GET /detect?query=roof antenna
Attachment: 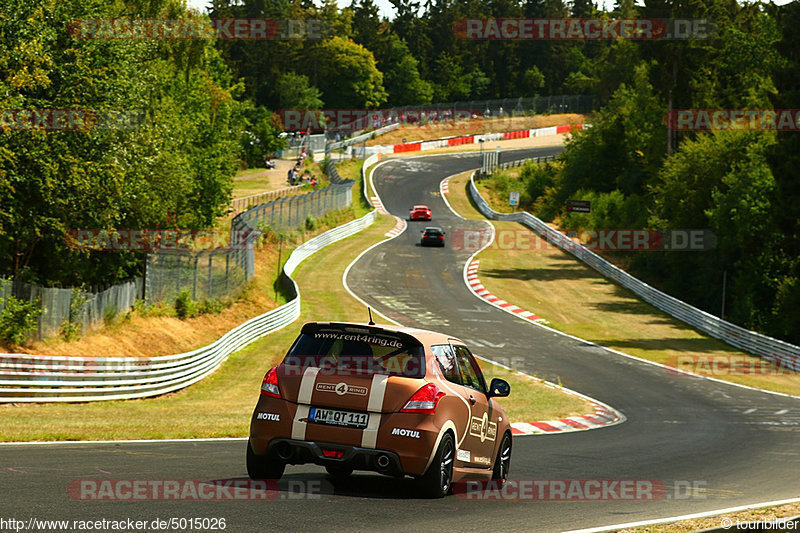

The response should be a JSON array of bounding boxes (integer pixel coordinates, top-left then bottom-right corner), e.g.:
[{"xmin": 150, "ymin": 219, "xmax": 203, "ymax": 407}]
[{"xmin": 367, "ymin": 307, "xmax": 375, "ymax": 326}]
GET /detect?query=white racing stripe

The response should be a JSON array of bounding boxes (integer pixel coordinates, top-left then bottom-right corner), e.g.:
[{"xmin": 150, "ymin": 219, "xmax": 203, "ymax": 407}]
[
  {"xmin": 291, "ymin": 367, "xmax": 320, "ymax": 441},
  {"xmin": 361, "ymin": 374, "xmax": 389, "ymax": 448}
]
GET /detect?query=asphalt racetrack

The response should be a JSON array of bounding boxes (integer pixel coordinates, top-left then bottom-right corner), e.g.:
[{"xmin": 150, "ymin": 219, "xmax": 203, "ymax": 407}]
[{"xmin": 1, "ymin": 148, "xmax": 798, "ymax": 532}]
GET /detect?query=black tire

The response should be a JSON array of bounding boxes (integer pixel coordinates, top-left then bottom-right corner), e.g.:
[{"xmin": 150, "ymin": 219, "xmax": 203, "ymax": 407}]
[
  {"xmin": 492, "ymin": 433, "xmax": 512, "ymax": 485},
  {"xmin": 246, "ymin": 440, "xmax": 285, "ymax": 480},
  {"xmin": 325, "ymin": 464, "xmax": 354, "ymax": 479},
  {"xmin": 418, "ymin": 432, "xmax": 455, "ymax": 498}
]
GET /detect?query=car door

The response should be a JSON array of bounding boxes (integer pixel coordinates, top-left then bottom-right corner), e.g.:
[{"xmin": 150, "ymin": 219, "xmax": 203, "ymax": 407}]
[{"xmin": 451, "ymin": 344, "xmax": 497, "ymax": 468}]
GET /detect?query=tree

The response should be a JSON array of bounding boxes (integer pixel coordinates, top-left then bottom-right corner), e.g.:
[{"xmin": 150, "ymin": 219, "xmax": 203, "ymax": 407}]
[
  {"xmin": 313, "ymin": 37, "xmax": 387, "ymax": 108},
  {"xmin": 275, "ymin": 72, "xmax": 324, "ymax": 110},
  {"xmin": 371, "ymin": 34, "xmax": 433, "ymax": 105},
  {"xmin": 0, "ymin": 0, "xmax": 243, "ymax": 286}
]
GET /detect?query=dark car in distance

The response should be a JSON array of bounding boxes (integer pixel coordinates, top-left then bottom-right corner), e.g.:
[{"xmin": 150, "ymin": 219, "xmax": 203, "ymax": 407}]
[{"xmin": 420, "ymin": 227, "xmax": 446, "ymax": 247}]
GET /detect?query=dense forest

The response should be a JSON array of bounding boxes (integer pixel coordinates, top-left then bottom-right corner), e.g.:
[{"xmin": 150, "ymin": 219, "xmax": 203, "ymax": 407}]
[{"xmin": 0, "ymin": 0, "xmax": 798, "ymax": 342}]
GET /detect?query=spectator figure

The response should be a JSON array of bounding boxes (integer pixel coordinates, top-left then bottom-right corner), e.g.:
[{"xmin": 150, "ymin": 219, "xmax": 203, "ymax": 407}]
[
  {"xmin": 499, "ymin": 106, "xmax": 504, "ymax": 117},
  {"xmin": 265, "ymin": 157, "xmax": 275, "ymax": 169},
  {"xmin": 310, "ymin": 176, "xmax": 317, "ymax": 187},
  {"xmin": 287, "ymin": 166, "xmax": 294, "ymax": 184}
]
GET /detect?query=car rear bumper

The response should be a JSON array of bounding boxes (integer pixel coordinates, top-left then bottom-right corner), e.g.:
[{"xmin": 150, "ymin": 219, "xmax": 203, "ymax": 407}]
[{"xmin": 264, "ymin": 438, "xmax": 406, "ymax": 477}]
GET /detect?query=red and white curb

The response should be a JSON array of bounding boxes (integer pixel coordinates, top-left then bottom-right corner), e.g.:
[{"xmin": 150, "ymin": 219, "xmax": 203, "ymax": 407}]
[
  {"xmin": 511, "ymin": 405, "xmax": 622, "ymax": 435},
  {"xmin": 466, "ymin": 260, "xmax": 542, "ymax": 322},
  {"xmin": 385, "ymin": 216, "xmax": 407, "ymax": 237},
  {"xmin": 370, "ymin": 196, "xmax": 388, "ymax": 215},
  {"xmin": 441, "ymin": 178, "xmax": 450, "ymax": 194}
]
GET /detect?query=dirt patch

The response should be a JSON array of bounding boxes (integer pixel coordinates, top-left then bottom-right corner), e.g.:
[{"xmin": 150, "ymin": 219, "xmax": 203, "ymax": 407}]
[
  {"xmin": 367, "ymin": 113, "xmax": 587, "ymax": 146},
  {"xmin": 233, "ymin": 158, "xmax": 323, "ymax": 198}
]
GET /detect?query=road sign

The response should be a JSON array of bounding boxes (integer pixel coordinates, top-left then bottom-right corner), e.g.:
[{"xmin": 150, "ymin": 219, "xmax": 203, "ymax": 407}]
[
  {"xmin": 509, "ymin": 191, "xmax": 520, "ymax": 206},
  {"xmin": 567, "ymin": 199, "xmax": 591, "ymax": 213}
]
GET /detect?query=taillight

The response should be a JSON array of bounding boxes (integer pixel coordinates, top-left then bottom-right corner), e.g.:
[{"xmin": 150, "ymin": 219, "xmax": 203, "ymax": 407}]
[
  {"xmin": 261, "ymin": 367, "xmax": 281, "ymax": 398},
  {"xmin": 400, "ymin": 383, "xmax": 445, "ymax": 414}
]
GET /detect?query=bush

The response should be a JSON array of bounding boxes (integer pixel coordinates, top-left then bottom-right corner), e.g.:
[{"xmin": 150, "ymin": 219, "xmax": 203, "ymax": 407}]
[
  {"xmin": 132, "ymin": 299, "xmax": 175, "ymax": 318},
  {"xmin": 60, "ymin": 288, "xmax": 87, "ymax": 341},
  {"xmin": 103, "ymin": 306, "xmax": 119, "ymax": 325},
  {"xmin": 198, "ymin": 298, "xmax": 226, "ymax": 315},
  {"xmin": 174, "ymin": 290, "xmax": 197, "ymax": 319},
  {"xmin": 522, "ymin": 162, "xmax": 554, "ymax": 205},
  {"xmin": 305, "ymin": 215, "xmax": 318, "ymax": 231},
  {"xmin": 0, "ymin": 296, "xmax": 42, "ymax": 345}
]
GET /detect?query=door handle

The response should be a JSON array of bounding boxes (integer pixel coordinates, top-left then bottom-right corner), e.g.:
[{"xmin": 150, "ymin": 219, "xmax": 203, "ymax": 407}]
[{"xmin": 469, "ymin": 395, "xmax": 476, "ymax": 405}]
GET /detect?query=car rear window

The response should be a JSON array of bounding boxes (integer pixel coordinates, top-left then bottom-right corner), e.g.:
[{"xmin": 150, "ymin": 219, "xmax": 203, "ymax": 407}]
[{"xmin": 283, "ymin": 326, "xmax": 426, "ymax": 378}]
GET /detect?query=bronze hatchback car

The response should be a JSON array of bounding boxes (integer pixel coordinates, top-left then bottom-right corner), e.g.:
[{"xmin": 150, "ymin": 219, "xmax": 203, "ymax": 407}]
[{"xmin": 247, "ymin": 321, "xmax": 512, "ymax": 498}]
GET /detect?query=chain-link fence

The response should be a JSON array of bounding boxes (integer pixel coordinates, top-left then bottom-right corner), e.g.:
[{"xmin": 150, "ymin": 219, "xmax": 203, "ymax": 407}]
[
  {"xmin": 233, "ymin": 183, "xmax": 353, "ymax": 233},
  {"xmin": 230, "ymin": 184, "xmax": 302, "ymax": 215},
  {"xmin": 0, "ymin": 277, "xmax": 143, "ymax": 340},
  {"xmin": 145, "ymin": 181, "xmax": 354, "ymax": 306},
  {"xmin": 144, "ymin": 247, "xmax": 249, "ymax": 304}
]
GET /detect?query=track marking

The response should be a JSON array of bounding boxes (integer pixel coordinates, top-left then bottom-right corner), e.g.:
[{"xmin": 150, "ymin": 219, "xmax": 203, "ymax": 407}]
[{"xmin": 563, "ymin": 497, "xmax": 800, "ymax": 533}]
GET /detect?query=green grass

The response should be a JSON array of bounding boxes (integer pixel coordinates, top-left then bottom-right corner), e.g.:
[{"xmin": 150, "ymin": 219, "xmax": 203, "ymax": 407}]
[
  {"xmin": 481, "ymin": 361, "xmax": 588, "ymax": 421},
  {"xmin": 235, "ymin": 167, "xmax": 269, "ymax": 177},
  {"xmin": 447, "ymin": 171, "xmax": 800, "ymax": 396}
]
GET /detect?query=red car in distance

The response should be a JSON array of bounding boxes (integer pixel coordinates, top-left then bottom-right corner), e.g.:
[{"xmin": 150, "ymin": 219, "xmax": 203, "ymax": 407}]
[{"xmin": 409, "ymin": 205, "xmax": 433, "ymax": 221}]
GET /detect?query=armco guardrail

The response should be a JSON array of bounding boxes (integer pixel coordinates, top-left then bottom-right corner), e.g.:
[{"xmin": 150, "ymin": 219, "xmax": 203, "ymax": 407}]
[
  {"xmin": 469, "ymin": 172, "xmax": 800, "ymax": 372},
  {"xmin": 0, "ymin": 208, "xmax": 378, "ymax": 402}
]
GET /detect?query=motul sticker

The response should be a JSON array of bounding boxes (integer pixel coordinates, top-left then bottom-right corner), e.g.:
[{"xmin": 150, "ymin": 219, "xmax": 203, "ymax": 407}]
[
  {"xmin": 316, "ymin": 382, "xmax": 368, "ymax": 396},
  {"xmin": 470, "ymin": 413, "xmax": 498, "ymax": 442},
  {"xmin": 391, "ymin": 428, "xmax": 420, "ymax": 438},
  {"xmin": 256, "ymin": 412, "xmax": 280, "ymax": 421}
]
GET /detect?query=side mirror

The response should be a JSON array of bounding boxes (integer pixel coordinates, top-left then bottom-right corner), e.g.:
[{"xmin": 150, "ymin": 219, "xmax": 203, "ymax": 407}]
[{"xmin": 488, "ymin": 378, "xmax": 510, "ymax": 398}]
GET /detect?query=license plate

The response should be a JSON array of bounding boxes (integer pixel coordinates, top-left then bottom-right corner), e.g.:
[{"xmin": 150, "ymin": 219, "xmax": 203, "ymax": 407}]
[{"xmin": 309, "ymin": 407, "xmax": 368, "ymax": 429}]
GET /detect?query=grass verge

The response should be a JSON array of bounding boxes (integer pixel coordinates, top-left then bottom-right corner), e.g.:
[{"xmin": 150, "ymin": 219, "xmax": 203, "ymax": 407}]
[{"xmin": 448, "ymin": 171, "xmax": 800, "ymax": 396}]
